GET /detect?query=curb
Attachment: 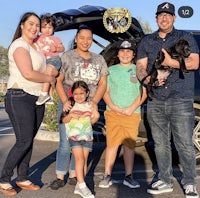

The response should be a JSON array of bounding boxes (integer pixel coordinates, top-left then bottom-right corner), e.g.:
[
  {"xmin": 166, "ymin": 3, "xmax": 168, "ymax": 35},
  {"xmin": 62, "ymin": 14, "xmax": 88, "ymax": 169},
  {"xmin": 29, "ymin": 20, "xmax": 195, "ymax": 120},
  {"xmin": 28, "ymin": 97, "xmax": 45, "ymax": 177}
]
[
  {"xmin": 35, "ymin": 130, "xmax": 59, "ymax": 142},
  {"xmin": 34, "ymin": 129, "xmax": 147, "ymax": 147}
]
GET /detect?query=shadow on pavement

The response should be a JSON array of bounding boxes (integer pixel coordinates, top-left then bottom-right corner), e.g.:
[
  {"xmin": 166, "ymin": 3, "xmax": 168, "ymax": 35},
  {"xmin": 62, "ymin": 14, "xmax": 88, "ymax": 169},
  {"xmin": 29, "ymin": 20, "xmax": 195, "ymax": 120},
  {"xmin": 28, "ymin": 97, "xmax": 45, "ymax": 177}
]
[{"xmin": 27, "ymin": 151, "xmax": 57, "ymax": 187}]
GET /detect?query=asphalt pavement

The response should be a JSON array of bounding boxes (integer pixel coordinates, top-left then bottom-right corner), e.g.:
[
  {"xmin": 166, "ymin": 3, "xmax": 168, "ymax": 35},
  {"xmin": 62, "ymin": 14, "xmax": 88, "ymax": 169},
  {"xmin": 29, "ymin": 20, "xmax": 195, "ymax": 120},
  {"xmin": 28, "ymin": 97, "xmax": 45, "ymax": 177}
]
[{"xmin": 0, "ymin": 103, "xmax": 200, "ymax": 198}]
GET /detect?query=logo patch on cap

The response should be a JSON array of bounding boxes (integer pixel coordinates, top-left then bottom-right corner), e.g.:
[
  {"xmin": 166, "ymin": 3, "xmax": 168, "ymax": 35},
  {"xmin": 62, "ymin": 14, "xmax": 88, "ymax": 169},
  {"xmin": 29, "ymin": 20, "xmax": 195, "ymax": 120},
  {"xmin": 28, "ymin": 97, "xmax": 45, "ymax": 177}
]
[
  {"xmin": 162, "ymin": 3, "xmax": 170, "ymax": 9},
  {"xmin": 120, "ymin": 41, "xmax": 132, "ymax": 48}
]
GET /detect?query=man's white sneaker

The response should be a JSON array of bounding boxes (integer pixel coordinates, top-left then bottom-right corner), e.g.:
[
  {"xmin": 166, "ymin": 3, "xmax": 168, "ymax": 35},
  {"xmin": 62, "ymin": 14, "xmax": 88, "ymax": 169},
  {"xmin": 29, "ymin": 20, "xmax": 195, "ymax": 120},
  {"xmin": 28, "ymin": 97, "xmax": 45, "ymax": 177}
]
[
  {"xmin": 147, "ymin": 180, "xmax": 173, "ymax": 195},
  {"xmin": 184, "ymin": 184, "xmax": 199, "ymax": 198}
]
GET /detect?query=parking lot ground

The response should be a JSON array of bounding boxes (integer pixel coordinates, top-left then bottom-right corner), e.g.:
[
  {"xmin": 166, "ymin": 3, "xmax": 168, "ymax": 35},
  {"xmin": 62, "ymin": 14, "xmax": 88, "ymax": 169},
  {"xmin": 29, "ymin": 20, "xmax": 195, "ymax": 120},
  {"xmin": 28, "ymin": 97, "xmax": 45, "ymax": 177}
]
[{"xmin": 0, "ymin": 133, "xmax": 200, "ymax": 198}]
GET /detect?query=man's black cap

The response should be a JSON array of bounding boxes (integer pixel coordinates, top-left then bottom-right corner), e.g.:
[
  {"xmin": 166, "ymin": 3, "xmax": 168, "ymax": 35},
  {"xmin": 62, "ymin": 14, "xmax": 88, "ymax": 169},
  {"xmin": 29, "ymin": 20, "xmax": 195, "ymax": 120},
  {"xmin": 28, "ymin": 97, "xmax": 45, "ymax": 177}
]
[{"xmin": 156, "ymin": 2, "xmax": 175, "ymax": 15}]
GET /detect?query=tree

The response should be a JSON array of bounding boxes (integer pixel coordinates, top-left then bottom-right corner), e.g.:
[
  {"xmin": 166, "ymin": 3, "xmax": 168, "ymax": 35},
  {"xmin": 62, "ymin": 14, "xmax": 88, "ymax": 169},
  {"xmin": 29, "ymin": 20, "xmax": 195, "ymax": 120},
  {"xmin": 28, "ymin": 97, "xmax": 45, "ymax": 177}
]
[
  {"xmin": 0, "ymin": 45, "xmax": 8, "ymax": 76},
  {"xmin": 0, "ymin": 46, "xmax": 8, "ymax": 98},
  {"xmin": 137, "ymin": 17, "xmax": 153, "ymax": 34}
]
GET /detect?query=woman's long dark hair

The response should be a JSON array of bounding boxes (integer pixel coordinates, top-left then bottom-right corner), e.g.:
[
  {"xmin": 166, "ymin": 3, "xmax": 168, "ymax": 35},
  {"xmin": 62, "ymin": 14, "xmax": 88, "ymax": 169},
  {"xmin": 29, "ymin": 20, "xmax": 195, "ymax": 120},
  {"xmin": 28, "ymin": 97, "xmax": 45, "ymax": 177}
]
[
  {"xmin": 60, "ymin": 80, "xmax": 90, "ymax": 123},
  {"xmin": 11, "ymin": 12, "xmax": 40, "ymax": 43}
]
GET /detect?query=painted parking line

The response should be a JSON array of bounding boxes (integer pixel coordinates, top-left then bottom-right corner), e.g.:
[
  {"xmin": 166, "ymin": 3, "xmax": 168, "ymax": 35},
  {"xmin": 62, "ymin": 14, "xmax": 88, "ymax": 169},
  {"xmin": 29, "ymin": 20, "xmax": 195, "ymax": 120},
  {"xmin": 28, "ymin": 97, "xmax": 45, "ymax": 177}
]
[
  {"xmin": 0, "ymin": 127, "xmax": 14, "ymax": 136},
  {"xmin": 0, "ymin": 133, "xmax": 14, "ymax": 136},
  {"xmin": 0, "ymin": 127, "xmax": 13, "ymax": 132}
]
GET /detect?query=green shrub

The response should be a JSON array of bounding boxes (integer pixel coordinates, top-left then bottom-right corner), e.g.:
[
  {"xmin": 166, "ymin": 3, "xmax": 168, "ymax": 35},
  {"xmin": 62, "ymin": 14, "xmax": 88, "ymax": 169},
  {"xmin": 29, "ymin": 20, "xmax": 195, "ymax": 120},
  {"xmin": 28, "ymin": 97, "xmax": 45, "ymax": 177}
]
[
  {"xmin": 0, "ymin": 92, "xmax": 5, "ymax": 103},
  {"xmin": 42, "ymin": 89, "xmax": 59, "ymax": 132}
]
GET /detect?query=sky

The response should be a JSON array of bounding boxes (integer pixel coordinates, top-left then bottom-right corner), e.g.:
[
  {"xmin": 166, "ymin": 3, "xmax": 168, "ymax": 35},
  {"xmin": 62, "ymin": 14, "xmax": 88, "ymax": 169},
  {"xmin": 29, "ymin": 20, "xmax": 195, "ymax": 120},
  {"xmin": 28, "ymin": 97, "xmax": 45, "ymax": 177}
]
[{"xmin": 1, "ymin": 0, "xmax": 200, "ymax": 53}]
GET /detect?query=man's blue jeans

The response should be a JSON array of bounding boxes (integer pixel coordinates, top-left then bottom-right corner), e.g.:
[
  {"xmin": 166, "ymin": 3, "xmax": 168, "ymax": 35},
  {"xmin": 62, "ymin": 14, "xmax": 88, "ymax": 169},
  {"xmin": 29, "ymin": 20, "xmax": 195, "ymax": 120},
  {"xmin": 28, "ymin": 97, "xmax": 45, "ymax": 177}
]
[
  {"xmin": 147, "ymin": 98, "xmax": 196, "ymax": 186},
  {"xmin": 56, "ymin": 101, "xmax": 75, "ymax": 176}
]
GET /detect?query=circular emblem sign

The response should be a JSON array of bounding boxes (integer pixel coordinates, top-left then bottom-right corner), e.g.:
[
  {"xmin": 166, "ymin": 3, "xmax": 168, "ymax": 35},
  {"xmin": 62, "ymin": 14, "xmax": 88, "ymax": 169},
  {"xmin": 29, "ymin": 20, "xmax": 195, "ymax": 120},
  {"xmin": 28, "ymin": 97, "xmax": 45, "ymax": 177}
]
[
  {"xmin": 103, "ymin": 8, "xmax": 132, "ymax": 33},
  {"xmin": 178, "ymin": 6, "xmax": 193, "ymax": 18}
]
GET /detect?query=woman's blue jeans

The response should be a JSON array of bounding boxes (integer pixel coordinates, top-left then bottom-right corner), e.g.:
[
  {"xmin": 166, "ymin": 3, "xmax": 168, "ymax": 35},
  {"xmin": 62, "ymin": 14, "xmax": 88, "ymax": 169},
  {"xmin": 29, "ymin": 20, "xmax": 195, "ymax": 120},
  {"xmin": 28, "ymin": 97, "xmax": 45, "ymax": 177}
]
[
  {"xmin": 0, "ymin": 89, "xmax": 45, "ymax": 183},
  {"xmin": 147, "ymin": 98, "xmax": 197, "ymax": 186},
  {"xmin": 56, "ymin": 101, "xmax": 75, "ymax": 176}
]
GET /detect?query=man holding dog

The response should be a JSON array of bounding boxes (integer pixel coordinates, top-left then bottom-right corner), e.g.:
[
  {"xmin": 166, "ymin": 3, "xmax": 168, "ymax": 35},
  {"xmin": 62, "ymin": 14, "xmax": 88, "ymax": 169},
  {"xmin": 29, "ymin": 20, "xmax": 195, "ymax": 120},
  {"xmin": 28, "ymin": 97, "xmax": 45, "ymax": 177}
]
[{"xmin": 136, "ymin": 2, "xmax": 199, "ymax": 198}]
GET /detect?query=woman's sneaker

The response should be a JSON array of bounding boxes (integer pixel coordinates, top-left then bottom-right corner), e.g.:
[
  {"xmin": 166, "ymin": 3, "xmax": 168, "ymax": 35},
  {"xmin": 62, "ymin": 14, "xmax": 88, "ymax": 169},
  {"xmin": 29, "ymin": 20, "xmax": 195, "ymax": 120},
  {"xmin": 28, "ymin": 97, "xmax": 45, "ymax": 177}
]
[
  {"xmin": 68, "ymin": 177, "xmax": 77, "ymax": 185},
  {"xmin": 123, "ymin": 174, "xmax": 140, "ymax": 188},
  {"xmin": 147, "ymin": 180, "xmax": 173, "ymax": 194},
  {"xmin": 49, "ymin": 178, "xmax": 65, "ymax": 190},
  {"xmin": 98, "ymin": 174, "xmax": 112, "ymax": 188},
  {"xmin": 74, "ymin": 183, "xmax": 94, "ymax": 198},
  {"xmin": 184, "ymin": 184, "xmax": 199, "ymax": 198}
]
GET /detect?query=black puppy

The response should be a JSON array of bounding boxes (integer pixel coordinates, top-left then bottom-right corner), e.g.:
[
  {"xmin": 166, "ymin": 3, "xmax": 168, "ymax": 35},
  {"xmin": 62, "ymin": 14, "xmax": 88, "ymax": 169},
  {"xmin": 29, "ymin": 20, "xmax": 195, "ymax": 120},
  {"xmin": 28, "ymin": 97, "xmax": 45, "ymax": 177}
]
[{"xmin": 143, "ymin": 38, "xmax": 191, "ymax": 97}]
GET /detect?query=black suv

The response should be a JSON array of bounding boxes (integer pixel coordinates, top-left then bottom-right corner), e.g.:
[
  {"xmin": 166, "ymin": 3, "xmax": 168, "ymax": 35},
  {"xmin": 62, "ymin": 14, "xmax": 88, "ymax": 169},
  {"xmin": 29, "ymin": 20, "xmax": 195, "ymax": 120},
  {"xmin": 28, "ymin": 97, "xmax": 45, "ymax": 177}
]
[
  {"xmin": 53, "ymin": 5, "xmax": 145, "ymax": 140},
  {"xmin": 188, "ymin": 31, "xmax": 200, "ymax": 102},
  {"xmin": 53, "ymin": 6, "xmax": 200, "ymax": 147},
  {"xmin": 53, "ymin": 5, "xmax": 144, "ymax": 64},
  {"xmin": 53, "ymin": 5, "xmax": 200, "ymax": 100}
]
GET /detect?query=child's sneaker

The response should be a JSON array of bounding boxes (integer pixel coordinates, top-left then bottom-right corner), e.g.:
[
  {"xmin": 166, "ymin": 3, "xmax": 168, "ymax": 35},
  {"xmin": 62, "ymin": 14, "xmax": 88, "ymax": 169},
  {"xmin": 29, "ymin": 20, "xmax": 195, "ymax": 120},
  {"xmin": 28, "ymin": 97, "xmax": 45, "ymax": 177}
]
[
  {"xmin": 123, "ymin": 174, "xmax": 140, "ymax": 188},
  {"xmin": 98, "ymin": 174, "xmax": 112, "ymax": 188},
  {"xmin": 46, "ymin": 97, "xmax": 54, "ymax": 105},
  {"xmin": 74, "ymin": 183, "xmax": 94, "ymax": 198},
  {"xmin": 36, "ymin": 94, "xmax": 50, "ymax": 105},
  {"xmin": 184, "ymin": 184, "xmax": 199, "ymax": 198}
]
